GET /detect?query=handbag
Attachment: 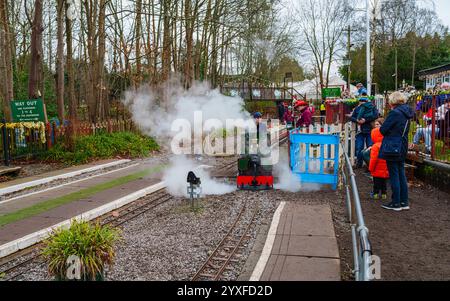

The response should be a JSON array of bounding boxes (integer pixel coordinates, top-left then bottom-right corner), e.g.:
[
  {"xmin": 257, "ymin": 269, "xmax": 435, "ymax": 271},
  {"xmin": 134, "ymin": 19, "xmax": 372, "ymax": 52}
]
[{"xmin": 380, "ymin": 120, "xmax": 409, "ymax": 159}]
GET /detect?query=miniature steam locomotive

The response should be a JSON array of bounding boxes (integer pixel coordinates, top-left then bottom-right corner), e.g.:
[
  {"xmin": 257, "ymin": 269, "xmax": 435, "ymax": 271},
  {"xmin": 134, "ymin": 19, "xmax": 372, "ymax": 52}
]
[{"xmin": 237, "ymin": 154, "xmax": 274, "ymax": 191}]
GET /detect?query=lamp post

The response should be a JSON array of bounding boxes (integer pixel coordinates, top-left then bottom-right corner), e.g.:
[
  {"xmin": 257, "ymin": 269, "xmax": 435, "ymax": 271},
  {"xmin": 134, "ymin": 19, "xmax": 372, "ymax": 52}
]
[
  {"xmin": 366, "ymin": 0, "xmax": 372, "ymax": 96},
  {"xmin": 343, "ymin": 58, "xmax": 352, "ymax": 91}
]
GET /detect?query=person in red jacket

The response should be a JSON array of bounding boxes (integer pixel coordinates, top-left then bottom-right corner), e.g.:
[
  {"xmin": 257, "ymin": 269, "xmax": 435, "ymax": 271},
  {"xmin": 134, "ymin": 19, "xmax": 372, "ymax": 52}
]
[
  {"xmin": 369, "ymin": 126, "xmax": 389, "ymax": 200},
  {"xmin": 295, "ymin": 101, "xmax": 312, "ymax": 128},
  {"xmin": 283, "ymin": 106, "xmax": 294, "ymax": 126}
]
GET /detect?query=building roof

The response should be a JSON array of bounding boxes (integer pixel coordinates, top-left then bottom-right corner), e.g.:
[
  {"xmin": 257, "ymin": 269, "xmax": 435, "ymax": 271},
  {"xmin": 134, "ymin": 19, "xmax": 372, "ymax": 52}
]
[{"xmin": 418, "ymin": 63, "xmax": 450, "ymax": 77}]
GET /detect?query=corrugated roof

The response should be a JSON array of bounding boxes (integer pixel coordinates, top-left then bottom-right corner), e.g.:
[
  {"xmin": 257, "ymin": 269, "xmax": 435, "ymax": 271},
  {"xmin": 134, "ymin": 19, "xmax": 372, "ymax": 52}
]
[{"xmin": 418, "ymin": 63, "xmax": 450, "ymax": 76}]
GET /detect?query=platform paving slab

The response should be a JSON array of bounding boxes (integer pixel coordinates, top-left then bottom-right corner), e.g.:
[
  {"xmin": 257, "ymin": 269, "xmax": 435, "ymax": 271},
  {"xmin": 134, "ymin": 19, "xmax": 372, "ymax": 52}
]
[
  {"xmin": 259, "ymin": 203, "xmax": 341, "ymax": 281},
  {"xmin": 261, "ymin": 255, "xmax": 340, "ymax": 281}
]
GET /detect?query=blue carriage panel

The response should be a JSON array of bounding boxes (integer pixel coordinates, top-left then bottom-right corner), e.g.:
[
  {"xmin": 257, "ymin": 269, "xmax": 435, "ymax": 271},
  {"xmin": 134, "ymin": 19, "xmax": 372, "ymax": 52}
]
[{"xmin": 289, "ymin": 130, "xmax": 340, "ymax": 190}]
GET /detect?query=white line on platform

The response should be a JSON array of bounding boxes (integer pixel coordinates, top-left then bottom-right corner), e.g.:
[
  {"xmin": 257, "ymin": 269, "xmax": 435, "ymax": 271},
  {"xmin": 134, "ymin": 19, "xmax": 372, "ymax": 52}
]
[
  {"xmin": 0, "ymin": 181, "xmax": 166, "ymax": 259},
  {"xmin": 0, "ymin": 159, "xmax": 131, "ymax": 197},
  {"xmin": 249, "ymin": 201, "xmax": 286, "ymax": 281},
  {"xmin": 0, "ymin": 163, "xmax": 140, "ymax": 205}
]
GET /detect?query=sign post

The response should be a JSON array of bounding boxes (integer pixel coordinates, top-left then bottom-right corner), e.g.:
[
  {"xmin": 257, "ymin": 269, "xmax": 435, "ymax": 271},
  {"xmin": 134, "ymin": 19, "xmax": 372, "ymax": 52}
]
[
  {"xmin": 10, "ymin": 99, "xmax": 46, "ymax": 122},
  {"xmin": 322, "ymin": 88, "xmax": 342, "ymax": 99}
]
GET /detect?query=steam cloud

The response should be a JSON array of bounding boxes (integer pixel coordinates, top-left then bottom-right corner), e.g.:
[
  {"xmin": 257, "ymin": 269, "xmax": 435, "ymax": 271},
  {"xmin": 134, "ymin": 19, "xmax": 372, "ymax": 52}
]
[
  {"xmin": 123, "ymin": 77, "xmax": 320, "ymax": 196},
  {"xmin": 274, "ymin": 150, "xmax": 321, "ymax": 192},
  {"xmin": 122, "ymin": 78, "xmax": 246, "ymax": 197},
  {"xmin": 123, "ymin": 78, "xmax": 250, "ymax": 143},
  {"xmin": 163, "ymin": 156, "xmax": 236, "ymax": 197}
]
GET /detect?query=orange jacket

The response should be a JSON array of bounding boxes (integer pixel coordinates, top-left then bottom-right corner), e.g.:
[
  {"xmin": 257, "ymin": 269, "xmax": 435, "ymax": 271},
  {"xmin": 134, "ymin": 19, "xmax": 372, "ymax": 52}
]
[{"xmin": 369, "ymin": 128, "xmax": 389, "ymax": 179}]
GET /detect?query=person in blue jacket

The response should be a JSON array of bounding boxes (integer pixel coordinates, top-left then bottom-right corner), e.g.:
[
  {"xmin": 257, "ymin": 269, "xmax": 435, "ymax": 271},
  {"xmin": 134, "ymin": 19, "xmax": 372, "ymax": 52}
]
[
  {"xmin": 356, "ymin": 83, "xmax": 368, "ymax": 96},
  {"xmin": 379, "ymin": 92, "xmax": 415, "ymax": 212},
  {"xmin": 349, "ymin": 97, "xmax": 378, "ymax": 168}
]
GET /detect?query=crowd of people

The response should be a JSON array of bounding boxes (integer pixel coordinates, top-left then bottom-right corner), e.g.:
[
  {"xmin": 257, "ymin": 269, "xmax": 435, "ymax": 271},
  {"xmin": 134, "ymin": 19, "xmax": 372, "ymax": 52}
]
[
  {"xmin": 277, "ymin": 99, "xmax": 315, "ymax": 129},
  {"xmin": 348, "ymin": 89, "xmax": 416, "ymax": 212},
  {"xmin": 269, "ymin": 83, "xmax": 449, "ymax": 212},
  {"xmin": 410, "ymin": 89, "xmax": 450, "ymax": 154}
]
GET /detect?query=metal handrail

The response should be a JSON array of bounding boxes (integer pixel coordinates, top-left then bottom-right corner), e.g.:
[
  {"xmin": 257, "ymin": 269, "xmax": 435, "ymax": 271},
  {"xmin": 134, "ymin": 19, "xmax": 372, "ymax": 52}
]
[{"xmin": 341, "ymin": 144, "xmax": 373, "ymax": 281}]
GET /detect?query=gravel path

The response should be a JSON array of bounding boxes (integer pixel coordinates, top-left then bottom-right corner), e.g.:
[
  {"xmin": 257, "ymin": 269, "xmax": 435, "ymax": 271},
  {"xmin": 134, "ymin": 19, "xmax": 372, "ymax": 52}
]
[
  {"xmin": 348, "ymin": 170, "xmax": 450, "ymax": 281},
  {"xmin": 106, "ymin": 189, "xmax": 279, "ymax": 281},
  {"xmin": 6, "ymin": 189, "xmax": 279, "ymax": 281}
]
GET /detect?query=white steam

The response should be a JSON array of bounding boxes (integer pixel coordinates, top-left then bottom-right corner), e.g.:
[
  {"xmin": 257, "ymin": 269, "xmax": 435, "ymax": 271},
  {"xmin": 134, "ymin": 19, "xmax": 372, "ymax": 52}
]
[
  {"xmin": 274, "ymin": 150, "xmax": 321, "ymax": 192},
  {"xmin": 123, "ymin": 78, "xmax": 250, "ymax": 141},
  {"xmin": 163, "ymin": 156, "xmax": 236, "ymax": 197},
  {"xmin": 122, "ymin": 78, "xmax": 246, "ymax": 197}
]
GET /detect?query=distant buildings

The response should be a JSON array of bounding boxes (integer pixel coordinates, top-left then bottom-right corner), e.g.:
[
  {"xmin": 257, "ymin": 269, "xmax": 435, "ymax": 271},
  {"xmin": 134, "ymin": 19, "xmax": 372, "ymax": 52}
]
[{"xmin": 418, "ymin": 63, "xmax": 450, "ymax": 90}]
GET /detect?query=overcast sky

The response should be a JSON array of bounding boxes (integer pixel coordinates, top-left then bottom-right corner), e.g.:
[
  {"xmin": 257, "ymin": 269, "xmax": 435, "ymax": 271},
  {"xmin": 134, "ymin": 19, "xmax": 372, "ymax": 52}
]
[
  {"xmin": 434, "ymin": 0, "xmax": 450, "ymax": 28},
  {"xmin": 290, "ymin": 0, "xmax": 450, "ymax": 77}
]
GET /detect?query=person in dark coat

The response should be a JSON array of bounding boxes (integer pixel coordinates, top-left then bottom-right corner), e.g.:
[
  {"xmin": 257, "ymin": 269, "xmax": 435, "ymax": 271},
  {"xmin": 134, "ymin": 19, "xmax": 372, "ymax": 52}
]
[
  {"xmin": 379, "ymin": 92, "xmax": 415, "ymax": 212},
  {"xmin": 349, "ymin": 97, "xmax": 377, "ymax": 168},
  {"xmin": 277, "ymin": 102, "xmax": 286, "ymax": 124}
]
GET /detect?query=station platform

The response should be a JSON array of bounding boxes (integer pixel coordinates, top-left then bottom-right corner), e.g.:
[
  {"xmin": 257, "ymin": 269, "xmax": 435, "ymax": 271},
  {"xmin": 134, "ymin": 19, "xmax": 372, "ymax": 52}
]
[
  {"xmin": 0, "ymin": 159, "xmax": 127, "ymax": 192},
  {"xmin": 244, "ymin": 203, "xmax": 341, "ymax": 281},
  {"xmin": 0, "ymin": 160, "xmax": 165, "ymax": 251}
]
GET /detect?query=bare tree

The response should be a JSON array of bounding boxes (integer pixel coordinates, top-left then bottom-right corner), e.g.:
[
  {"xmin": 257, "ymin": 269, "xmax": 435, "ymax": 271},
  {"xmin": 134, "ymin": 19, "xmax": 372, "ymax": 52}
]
[{"xmin": 296, "ymin": 0, "xmax": 353, "ymax": 88}]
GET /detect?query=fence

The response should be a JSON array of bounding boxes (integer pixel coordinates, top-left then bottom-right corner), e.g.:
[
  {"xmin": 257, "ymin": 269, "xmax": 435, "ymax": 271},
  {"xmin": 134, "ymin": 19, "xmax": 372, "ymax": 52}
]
[
  {"xmin": 48, "ymin": 119, "xmax": 136, "ymax": 146},
  {"xmin": 287, "ymin": 122, "xmax": 370, "ymax": 280},
  {"xmin": 341, "ymin": 145, "xmax": 373, "ymax": 281},
  {"xmin": 407, "ymin": 94, "xmax": 450, "ymax": 164},
  {"xmin": 1, "ymin": 121, "xmax": 47, "ymax": 166},
  {"xmin": 0, "ymin": 119, "xmax": 135, "ymax": 166},
  {"xmin": 289, "ymin": 130, "xmax": 340, "ymax": 190}
]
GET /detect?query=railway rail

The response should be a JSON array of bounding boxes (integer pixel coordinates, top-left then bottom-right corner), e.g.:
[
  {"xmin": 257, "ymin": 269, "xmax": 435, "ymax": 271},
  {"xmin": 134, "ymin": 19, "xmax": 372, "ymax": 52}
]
[
  {"xmin": 0, "ymin": 127, "xmax": 287, "ymax": 281},
  {"xmin": 192, "ymin": 201, "xmax": 259, "ymax": 281},
  {"xmin": 0, "ymin": 159, "xmax": 239, "ymax": 281}
]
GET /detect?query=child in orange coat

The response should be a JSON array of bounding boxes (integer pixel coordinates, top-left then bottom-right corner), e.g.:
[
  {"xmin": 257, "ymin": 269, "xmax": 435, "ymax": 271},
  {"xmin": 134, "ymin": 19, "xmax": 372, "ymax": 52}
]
[{"xmin": 369, "ymin": 121, "xmax": 389, "ymax": 200}]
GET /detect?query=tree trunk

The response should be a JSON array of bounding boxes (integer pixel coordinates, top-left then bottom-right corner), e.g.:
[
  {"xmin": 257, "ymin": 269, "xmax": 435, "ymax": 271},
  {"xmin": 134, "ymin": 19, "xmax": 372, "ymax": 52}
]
[
  {"xmin": 28, "ymin": 0, "xmax": 44, "ymax": 101},
  {"xmin": 0, "ymin": 0, "xmax": 13, "ymax": 120},
  {"xmin": 97, "ymin": 0, "xmax": 107, "ymax": 120},
  {"xmin": 184, "ymin": 0, "xmax": 193, "ymax": 88},
  {"xmin": 135, "ymin": 0, "xmax": 142, "ymax": 86},
  {"xmin": 56, "ymin": 0, "xmax": 65, "ymax": 122},
  {"xmin": 66, "ymin": 0, "xmax": 77, "ymax": 121},
  {"xmin": 161, "ymin": 0, "xmax": 172, "ymax": 82}
]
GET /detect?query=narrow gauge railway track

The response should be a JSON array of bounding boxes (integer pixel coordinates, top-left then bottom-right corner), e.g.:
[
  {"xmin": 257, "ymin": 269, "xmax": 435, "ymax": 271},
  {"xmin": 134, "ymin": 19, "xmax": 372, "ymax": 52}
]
[
  {"xmin": 0, "ymin": 190, "xmax": 174, "ymax": 281},
  {"xmin": 192, "ymin": 201, "xmax": 260, "ymax": 281},
  {"xmin": 0, "ymin": 160, "xmax": 239, "ymax": 281}
]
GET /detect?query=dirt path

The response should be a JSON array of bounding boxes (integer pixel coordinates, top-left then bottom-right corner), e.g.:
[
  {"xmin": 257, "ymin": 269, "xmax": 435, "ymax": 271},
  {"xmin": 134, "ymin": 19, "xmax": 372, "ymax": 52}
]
[{"xmin": 346, "ymin": 170, "xmax": 450, "ymax": 281}]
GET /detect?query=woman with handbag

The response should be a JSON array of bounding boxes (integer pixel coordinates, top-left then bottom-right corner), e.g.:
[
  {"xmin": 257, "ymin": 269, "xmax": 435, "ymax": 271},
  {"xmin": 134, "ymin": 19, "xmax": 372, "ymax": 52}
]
[{"xmin": 379, "ymin": 92, "xmax": 415, "ymax": 212}]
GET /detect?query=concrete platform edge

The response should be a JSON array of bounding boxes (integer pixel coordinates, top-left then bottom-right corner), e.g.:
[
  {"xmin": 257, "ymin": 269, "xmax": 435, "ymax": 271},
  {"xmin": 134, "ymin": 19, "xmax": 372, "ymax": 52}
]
[
  {"xmin": 0, "ymin": 159, "xmax": 131, "ymax": 196},
  {"xmin": 0, "ymin": 181, "xmax": 166, "ymax": 259}
]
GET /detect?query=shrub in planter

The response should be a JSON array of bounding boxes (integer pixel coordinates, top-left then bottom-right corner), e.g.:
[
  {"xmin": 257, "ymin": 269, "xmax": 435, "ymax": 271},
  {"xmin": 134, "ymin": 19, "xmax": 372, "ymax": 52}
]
[{"xmin": 42, "ymin": 220, "xmax": 121, "ymax": 281}]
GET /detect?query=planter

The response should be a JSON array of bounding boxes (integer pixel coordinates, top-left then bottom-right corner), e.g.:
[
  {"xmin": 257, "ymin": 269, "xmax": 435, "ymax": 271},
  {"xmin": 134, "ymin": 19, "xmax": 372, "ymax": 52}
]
[{"xmin": 42, "ymin": 220, "xmax": 120, "ymax": 283}]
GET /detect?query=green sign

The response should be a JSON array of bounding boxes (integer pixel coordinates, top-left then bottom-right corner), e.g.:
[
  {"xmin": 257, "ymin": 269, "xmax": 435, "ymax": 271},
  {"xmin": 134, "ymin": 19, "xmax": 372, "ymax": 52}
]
[
  {"xmin": 322, "ymin": 88, "xmax": 342, "ymax": 99},
  {"xmin": 10, "ymin": 99, "xmax": 46, "ymax": 122}
]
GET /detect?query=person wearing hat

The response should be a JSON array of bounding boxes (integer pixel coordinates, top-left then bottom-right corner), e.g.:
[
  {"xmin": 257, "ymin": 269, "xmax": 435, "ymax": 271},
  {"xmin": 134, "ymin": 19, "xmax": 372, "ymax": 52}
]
[
  {"xmin": 357, "ymin": 96, "xmax": 377, "ymax": 122},
  {"xmin": 349, "ymin": 96, "xmax": 378, "ymax": 169},
  {"xmin": 294, "ymin": 101, "xmax": 312, "ymax": 128},
  {"xmin": 252, "ymin": 112, "xmax": 263, "ymax": 142},
  {"xmin": 356, "ymin": 83, "xmax": 367, "ymax": 97}
]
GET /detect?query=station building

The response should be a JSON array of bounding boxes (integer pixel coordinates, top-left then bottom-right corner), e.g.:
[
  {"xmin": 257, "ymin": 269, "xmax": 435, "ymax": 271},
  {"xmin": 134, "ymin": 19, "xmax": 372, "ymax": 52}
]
[{"xmin": 418, "ymin": 63, "xmax": 450, "ymax": 89}]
